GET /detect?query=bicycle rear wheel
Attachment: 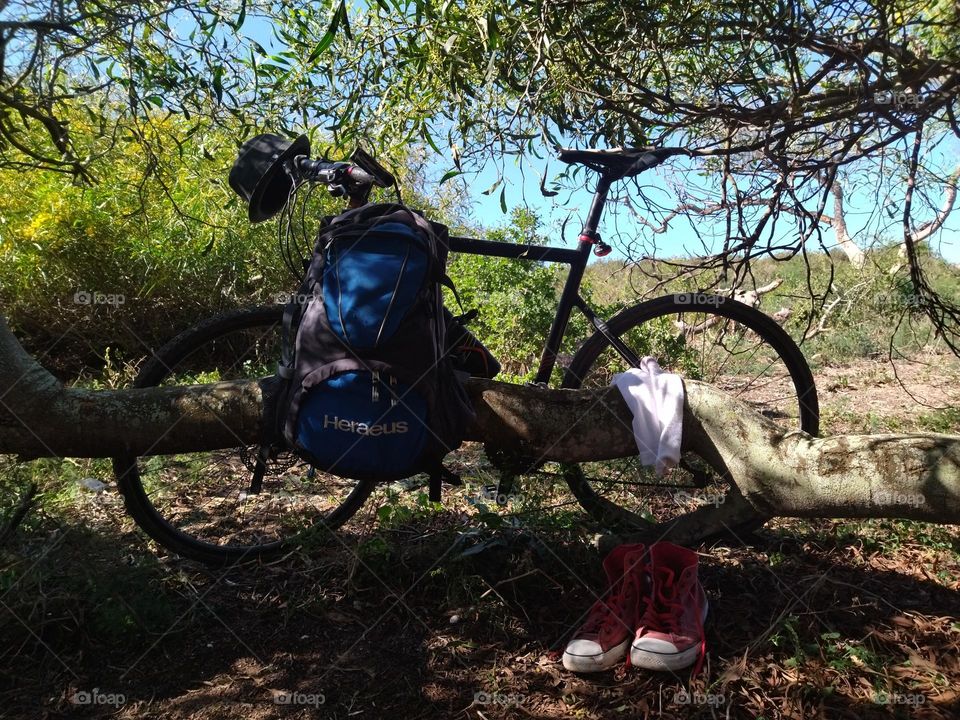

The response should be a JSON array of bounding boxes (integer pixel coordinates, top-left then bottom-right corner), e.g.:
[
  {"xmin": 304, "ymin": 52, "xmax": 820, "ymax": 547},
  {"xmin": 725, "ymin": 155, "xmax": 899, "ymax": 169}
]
[
  {"xmin": 561, "ymin": 294, "xmax": 818, "ymax": 533},
  {"xmin": 112, "ymin": 306, "xmax": 375, "ymax": 565}
]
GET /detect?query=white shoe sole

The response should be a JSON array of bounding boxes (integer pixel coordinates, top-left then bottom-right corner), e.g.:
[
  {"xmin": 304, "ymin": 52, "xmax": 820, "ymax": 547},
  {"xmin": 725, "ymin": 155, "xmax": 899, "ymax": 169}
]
[
  {"xmin": 629, "ymin": 598, "xmax": 708, "ymax": 671},
  {"xmin": 562, "ymin": 637, "xmax": 630, "ymax": 673}
]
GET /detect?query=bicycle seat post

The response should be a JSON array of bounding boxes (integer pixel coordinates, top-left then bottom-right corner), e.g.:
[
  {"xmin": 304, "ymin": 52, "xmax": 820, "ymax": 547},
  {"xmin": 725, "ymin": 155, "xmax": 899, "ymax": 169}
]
[{"xmin": 579, "ymin": 171, "xmax": 615, "ymax": 257}]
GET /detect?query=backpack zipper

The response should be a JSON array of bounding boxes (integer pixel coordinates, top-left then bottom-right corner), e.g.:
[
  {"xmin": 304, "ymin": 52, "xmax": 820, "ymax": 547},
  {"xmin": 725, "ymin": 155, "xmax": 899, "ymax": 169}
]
[
  {"xmin": 375, "ymin": 244, "xmax": 412, "ymax": 347},
  {"xmin": 333, "ymin": 245, "xmax": 351, "ymax": 345}
]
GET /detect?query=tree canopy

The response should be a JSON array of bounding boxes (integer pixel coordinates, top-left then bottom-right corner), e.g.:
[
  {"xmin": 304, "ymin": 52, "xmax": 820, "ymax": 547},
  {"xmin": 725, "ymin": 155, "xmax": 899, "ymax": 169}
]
[
  {"xmin": 5, "ymin": 1, "xmax": 958, "ymax": 167},
  {"xmin": 2, "ymin": 0, "xmax": 959, "ymax": 345}
]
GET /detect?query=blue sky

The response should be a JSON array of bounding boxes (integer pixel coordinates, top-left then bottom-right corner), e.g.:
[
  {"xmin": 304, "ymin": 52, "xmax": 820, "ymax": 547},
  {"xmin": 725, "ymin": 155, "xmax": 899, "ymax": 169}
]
[{"xmin": 461, "ymin": 143, "xmax": 960, "ymax": 266}]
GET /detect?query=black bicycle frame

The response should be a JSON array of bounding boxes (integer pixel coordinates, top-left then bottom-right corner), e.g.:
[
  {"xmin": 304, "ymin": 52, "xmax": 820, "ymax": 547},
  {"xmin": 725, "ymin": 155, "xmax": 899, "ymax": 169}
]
[{"xmin": 447, "ymin": 172, "xmax": 644, "ymax": 384}]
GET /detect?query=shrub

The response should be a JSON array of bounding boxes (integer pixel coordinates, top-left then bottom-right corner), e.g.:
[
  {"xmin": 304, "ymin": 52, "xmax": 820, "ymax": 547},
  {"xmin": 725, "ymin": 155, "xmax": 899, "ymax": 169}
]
[{"xmin": 446, "ymin": 208, "xmax": 605, "ymax": 382}]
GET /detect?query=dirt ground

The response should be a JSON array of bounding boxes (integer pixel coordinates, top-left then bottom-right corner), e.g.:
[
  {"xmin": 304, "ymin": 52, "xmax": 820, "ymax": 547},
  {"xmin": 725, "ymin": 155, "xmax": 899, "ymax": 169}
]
[
  {"xmin": 1, "ymin": 355, "xmax": 959, "ymax": 720},
  {"xmin": 814, "ymin": 352, "xmax": 960, "ymax": 434}
]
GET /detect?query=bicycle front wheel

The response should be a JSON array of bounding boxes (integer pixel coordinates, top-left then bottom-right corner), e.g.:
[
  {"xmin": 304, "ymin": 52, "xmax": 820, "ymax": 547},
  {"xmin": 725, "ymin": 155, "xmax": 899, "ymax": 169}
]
[
  {"xmin": 561, "ymin": 294, "xmax": 818, "ymax": 533},
  {"xmin": 112, "ymin": 306, "xmax": 376, "ymax": 565}
]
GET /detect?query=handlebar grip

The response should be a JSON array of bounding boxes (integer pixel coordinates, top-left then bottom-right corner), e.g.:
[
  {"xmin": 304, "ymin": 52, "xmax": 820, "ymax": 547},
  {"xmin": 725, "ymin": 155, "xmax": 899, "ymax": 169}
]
[{"xmin": 295, "ymin": 156, "xmax": 341, "ymax": 179}]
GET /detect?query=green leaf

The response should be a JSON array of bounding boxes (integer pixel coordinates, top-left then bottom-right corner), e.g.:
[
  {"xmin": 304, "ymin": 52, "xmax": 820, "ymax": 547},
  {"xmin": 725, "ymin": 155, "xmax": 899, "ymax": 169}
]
[
  {"xmin": 539, "ymin": 173, "xmax": 558, "ymax": 197},
  {"xmin": 487, "ymin": 11, "xmax": 500, "ymax": 49},
  {"xmin": 308, "ymin": 3, "xmax": 343, "ymax": 64},
  {"xmin": 212, "ymin": 66, "xmax": 224, "ymax": 103},
  {"xmin": 482, "ymin": 178, "xmax": 501, "ymax": 195},
  {"xmin": 499, "ymin": 186, "xmax": 507, "ymax": 213},
  {"xmin": 439, "ymin": 169, "xmax": 462, "ymax": 185},
  {"xmin": 422, "ymin": 129, "xmax": 442, "ymax": 154},
  {"xmin": 234, "ymin": 0, "xmax": 246, "ymax": 30},
  {"xmin": 339, "ymin": 1, "xmax": 352, "ymax": 41}
]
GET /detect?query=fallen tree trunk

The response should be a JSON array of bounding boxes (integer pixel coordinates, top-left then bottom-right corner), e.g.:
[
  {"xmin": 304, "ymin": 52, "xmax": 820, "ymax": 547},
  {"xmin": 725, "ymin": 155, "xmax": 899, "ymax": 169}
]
[{"xmin": 2, "ymin": 317, "xmax": 959, "ymax": 536}]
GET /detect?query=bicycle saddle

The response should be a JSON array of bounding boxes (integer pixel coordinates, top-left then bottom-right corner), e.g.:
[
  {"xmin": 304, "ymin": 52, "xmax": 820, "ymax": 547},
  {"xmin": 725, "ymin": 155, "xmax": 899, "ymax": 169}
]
[{"xmin": 557, "ymin": 147, "xmax": 670, "ymax": 178}]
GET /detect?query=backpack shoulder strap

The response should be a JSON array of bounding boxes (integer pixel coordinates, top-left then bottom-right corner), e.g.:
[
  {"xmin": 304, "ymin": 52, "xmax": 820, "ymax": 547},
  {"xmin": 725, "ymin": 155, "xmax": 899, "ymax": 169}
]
[{"xmin": 279, "ymin": 254, "xmax": 323, "ymax": 378}]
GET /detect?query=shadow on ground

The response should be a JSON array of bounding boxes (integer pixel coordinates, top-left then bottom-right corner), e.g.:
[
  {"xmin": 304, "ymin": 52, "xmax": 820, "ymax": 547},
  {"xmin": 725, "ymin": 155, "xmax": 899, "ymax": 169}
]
[{"xmin": 1, "ymin": 510, "xmax": 958, "ymax": 719}]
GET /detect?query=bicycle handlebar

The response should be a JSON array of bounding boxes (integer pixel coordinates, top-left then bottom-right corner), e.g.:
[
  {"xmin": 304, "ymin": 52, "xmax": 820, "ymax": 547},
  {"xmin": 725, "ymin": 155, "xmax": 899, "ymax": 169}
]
[
  {"xmin": 293, "ymin": 156, "xmax": 386, "ymax": 190},
  {"xmin": 295, "ymin": 156, "xmax": 347, "ymax": 182}
]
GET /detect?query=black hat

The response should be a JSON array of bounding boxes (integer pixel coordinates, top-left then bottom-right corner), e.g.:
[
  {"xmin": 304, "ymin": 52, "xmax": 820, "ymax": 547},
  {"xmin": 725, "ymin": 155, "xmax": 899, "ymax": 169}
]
[{"xmin": 229, "ymin": 133, "xmax": 311, "ymax": 223}]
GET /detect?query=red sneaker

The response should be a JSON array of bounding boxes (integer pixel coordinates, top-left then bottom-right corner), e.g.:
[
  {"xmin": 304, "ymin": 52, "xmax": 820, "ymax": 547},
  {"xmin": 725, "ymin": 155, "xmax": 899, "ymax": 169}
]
[
  {"xmin": 563, "ymin": 544, "xmax": 648, "ymax": 672},
  {"xmin": 629, "ymin": 542, "xmax": 708, "ymax": 673}
]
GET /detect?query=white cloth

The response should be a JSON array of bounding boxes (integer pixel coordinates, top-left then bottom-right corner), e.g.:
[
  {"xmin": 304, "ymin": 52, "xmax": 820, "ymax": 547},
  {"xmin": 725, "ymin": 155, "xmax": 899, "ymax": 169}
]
[{"xmin": 612, "ymin": 358, "xmax": 684, "ymax": 476}]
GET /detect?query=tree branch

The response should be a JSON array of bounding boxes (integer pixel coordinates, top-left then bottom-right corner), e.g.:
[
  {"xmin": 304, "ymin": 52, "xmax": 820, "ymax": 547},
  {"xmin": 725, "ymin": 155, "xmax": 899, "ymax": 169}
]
[{"xmin": 3, "ymin": 316, "xmax": 960, "ymax": 534}]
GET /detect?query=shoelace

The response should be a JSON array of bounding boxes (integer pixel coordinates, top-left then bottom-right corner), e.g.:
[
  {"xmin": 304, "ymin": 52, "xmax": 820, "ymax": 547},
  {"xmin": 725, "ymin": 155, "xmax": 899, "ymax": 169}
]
[
  {"xmin": 576, "ymin": 554, "xmax": 646, "ymax": 643},
  {"xmin": 579, "ymin": 592, "xmax": 627, "ymax": 636},
  {"xmin": 579, "ymin": 569, "xmax": 644, "ymax": 638},
  {"xmin": 633, "ymin": 576, "xmax": 706, "ymax": 676}
]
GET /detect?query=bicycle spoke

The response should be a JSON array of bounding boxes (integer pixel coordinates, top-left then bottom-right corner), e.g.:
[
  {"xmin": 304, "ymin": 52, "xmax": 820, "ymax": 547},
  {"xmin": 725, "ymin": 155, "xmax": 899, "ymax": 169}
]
[
  {"xmin": 116, "ymin": 308, "xmax": 373, "ymax": 562},
  {"xmin": 562, "ymin": 297, "xmax": 816, "ymax": 530}
]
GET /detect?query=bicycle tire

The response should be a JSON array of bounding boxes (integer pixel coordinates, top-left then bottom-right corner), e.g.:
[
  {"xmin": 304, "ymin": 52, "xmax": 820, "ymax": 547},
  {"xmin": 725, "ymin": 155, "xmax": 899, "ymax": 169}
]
[
  {"xmin": 560, "ymin": 294, "xmax": 818, "ymax": 532},
  {"xmin": 112, "ymin": 305, "xmax": 376, "ymax": 565}
]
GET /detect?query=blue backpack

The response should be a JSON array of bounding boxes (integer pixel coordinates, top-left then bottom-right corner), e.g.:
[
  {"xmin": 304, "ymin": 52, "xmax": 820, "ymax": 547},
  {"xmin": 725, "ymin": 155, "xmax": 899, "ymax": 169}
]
[{"xmin": 274, "ymin": 203, "xmax": 474, "ymax": 499}]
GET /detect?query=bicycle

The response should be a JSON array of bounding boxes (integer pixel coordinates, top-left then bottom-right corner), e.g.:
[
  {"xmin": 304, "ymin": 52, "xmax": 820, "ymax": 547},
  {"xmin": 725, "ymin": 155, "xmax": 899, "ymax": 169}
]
[{"xmin": 112, "ymin": 145, "xmax": 819, "ymax": 565}]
